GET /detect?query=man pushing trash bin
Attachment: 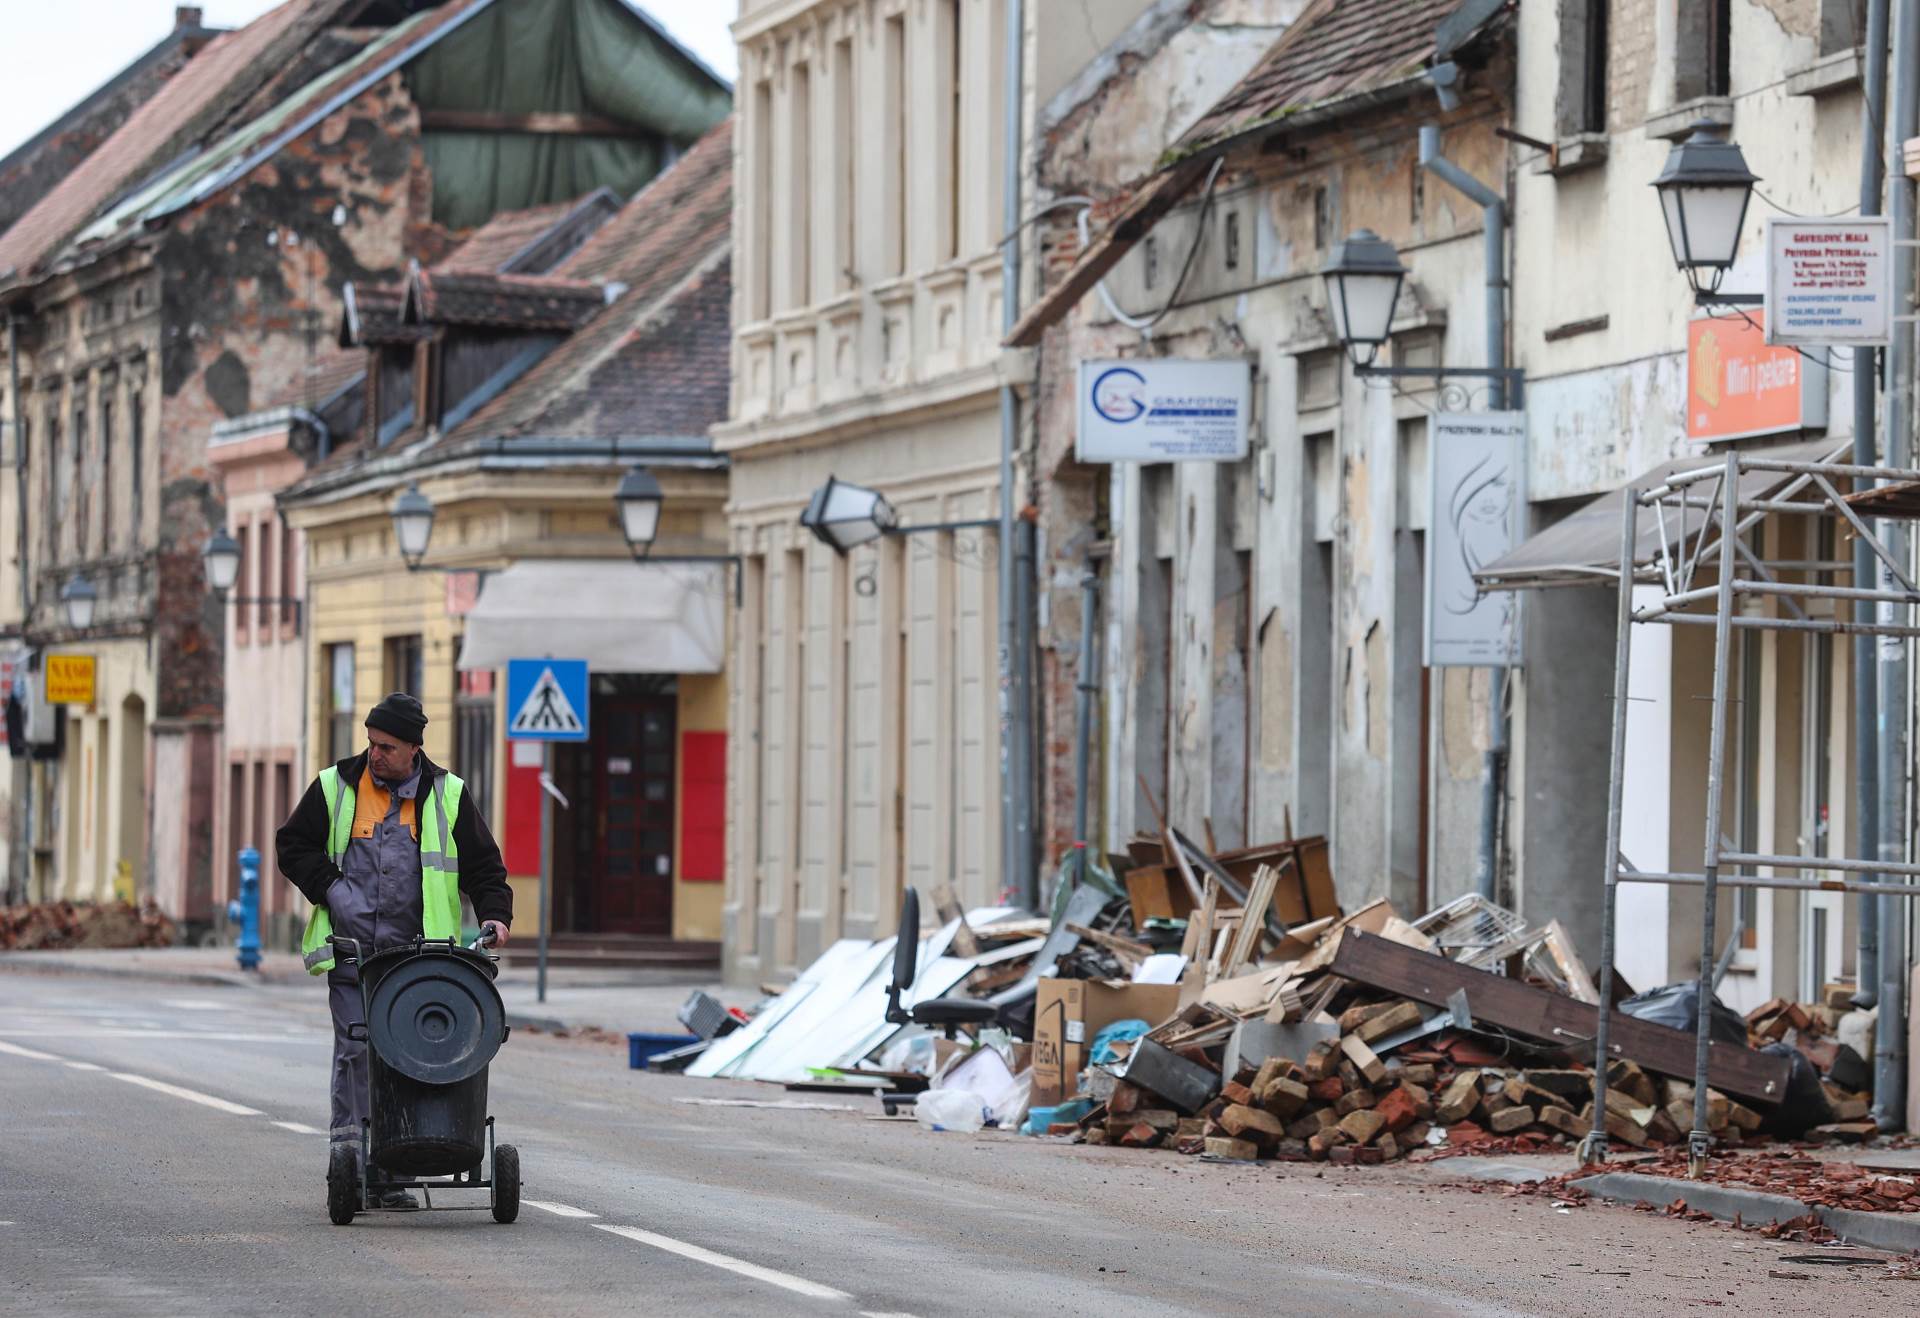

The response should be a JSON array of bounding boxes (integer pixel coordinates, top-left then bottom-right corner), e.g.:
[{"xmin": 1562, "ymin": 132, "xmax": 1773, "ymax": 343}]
[{"xmin": 277, "ymin": 692, "xmax": 512, "ymax": 1207}]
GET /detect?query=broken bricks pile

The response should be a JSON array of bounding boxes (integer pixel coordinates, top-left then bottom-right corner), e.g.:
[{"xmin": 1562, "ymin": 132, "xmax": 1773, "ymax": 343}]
[
  {"xmin": 1745, "ymin": 994, "xmax": 1877, "ymax": 1141},
  {"xmin": 1077, "ymin": 993, "xmax": 1721, "ymax": 1164},
  {"xmin": 0, "ymin": 899, "xmax": 177, "ymax": 951}
]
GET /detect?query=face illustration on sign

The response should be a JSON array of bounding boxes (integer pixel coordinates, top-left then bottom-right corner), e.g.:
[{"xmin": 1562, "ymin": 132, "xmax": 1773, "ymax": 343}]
[
  {"xmin": 1443, "ymin": 453, "xmax": 1514, "ymax": 618},
  {"xmin": 1089, "ymin": 366, "xmax": 1148, "ymax": 424}
]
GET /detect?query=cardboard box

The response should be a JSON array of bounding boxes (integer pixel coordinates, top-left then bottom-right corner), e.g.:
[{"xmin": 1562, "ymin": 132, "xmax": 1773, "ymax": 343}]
[{"xmin": 1032, "ymin": 977, "xmax": 1182, "ymax": 1107}]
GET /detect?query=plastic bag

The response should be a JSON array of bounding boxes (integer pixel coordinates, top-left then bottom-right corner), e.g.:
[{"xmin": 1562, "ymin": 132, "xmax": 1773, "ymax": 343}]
[
  {"xmin": 1757, "ymin": 1040, "xmax": 1834, "ymax": 1138},
  {"xmin": 1618, "ymin": 982, "xmax": 1748, "ymax": 1046},
  {"xmin": 915, "ymin": 1088, "xmax": 989, "ymax": 1133},
  {"xmin": 1090, "ymin": 1018, "xmax": 1150, "ymax": 1066}
]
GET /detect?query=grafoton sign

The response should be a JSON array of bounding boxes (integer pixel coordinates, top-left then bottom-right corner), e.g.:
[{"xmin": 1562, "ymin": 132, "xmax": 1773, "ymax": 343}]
[{"xmin": 1687, "ymin": 310, "xmax": 1827, "ymax": 444}]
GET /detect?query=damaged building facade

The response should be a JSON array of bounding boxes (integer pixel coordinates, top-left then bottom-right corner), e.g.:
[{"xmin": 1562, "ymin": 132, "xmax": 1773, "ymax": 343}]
[
  {"xmin": 1016, "ymin": 0, "xmax": 1526, "ymax": 927},
  {"xmin": 1499, "ymin": 0, "xmax": 1884, "ymax": 1015},
  {"xmin": 1011, "ymin": 0, "xmax": 1910, "ymax": 1055},
  {"xmin": 0, "ymin": 0, "xmax": 729, "ymax": 933}
]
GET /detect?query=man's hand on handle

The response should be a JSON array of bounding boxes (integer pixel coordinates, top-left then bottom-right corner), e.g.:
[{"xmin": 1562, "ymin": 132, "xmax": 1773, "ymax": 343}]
[{"xmin": 480, "ymin": 920, "xmax": 511, "ymax": 948}]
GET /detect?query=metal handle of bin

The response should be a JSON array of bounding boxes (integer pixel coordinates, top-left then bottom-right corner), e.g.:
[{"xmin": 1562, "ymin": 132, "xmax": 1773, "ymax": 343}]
[{"xmin": 329, "ymin": 935, "xmax": 364, "ymax": 967}]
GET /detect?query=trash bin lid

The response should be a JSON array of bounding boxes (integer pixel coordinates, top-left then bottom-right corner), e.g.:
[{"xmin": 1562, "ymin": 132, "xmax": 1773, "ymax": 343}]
[{"xmin": 365, "ymin": 948, "xmax": 505, "ymax": 1085}]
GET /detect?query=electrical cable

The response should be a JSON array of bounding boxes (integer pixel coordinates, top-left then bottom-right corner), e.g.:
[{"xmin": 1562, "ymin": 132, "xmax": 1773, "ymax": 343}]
[{"xmin": 1074, "ymin": 158, "xmax": 1226, "ymax": 334}]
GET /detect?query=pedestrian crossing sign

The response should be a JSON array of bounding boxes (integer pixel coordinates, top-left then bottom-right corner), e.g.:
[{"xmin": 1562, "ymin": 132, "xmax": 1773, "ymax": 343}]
[{"xmin": 506, "ymin": 658, "xmax": 590, "ymax": 742}]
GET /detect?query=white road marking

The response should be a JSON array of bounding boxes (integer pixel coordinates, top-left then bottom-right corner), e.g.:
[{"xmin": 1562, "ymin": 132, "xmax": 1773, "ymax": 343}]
[
  {"xmin": 859, "ymin": 1312, "xmax": 923, "ymax": 1317},
  {"xmin": 592, "ymin": 1225, "xmax": 852, "ymax": 1301},
  {"xmin": 64, "ymin": 1062, "xmax": 105, "ymax": 1072},
  {"xmin": 0, "ymin": 1030, "xmax": 316, "ymax": 1043},
  {"xmin": 109, "ymin": 1073, "xmax": 262, "ymax": 1116},
  {"xmin": 0, "ymin": 1041, "xmax": 60, "ymax": 1061},
  {"xmin": 272, "ymin": 1121, "xmax": 326, "ymax": 1136},
  {"xmin": 161, "ymin": 1000, "xmax": 227, "ymax": 1011},
  {"xmin": 524, "ymin": 1200, "xmax": 598, "ymax": 1219}
]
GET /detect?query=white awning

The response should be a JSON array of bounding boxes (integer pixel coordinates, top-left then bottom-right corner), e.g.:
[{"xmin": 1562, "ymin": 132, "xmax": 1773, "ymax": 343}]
[{"xmin": 456, "ymin": 559, "xmax": 725, "ymax": 674}]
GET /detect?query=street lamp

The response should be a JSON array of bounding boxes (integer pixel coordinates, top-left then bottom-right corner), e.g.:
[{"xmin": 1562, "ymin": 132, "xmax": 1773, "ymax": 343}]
[
  {"xmin": 203, "ymin": 529, "xmax": 241, "ymax": 593},
  {"xmin": 1652, "ymin": 122, "xmax": 1759, "ymax": 301},
  {"xmin": 61, "ymin": 577, "xmax": 97, "ymax": 631},
  {"xmin": 391, "ymin": 483, "xmax": 436, "ymax": 570},
  {"xmin": 614, "ymin": 466, "xmax": 664, "ymax": 557},
  {"xmin": 1320, "ymin": 229, "xmax": 1408, "ymax": 368},
  {"xmin": 799, "ymin": 476, "xmax": 897, "ymax": 554}
]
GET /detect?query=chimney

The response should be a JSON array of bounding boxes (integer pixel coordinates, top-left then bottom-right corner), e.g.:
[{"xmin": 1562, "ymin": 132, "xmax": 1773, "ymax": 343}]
[{"xmin": 176, "ymin": 6, "xmax": 204, "ymax": 29}]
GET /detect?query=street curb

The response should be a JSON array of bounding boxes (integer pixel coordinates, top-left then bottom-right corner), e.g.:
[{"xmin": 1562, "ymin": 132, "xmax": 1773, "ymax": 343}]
[
  {"xmin": 0, "ymin": 955, "xmax": 286, "ymax": 989},
  {"xmin": 505, "ymin": 1012, "xmax": 568, "ymax": 1033},
  {"xmin": 1573, "ymin": 1171, "xmax": 1920, "ymax": 1254}
]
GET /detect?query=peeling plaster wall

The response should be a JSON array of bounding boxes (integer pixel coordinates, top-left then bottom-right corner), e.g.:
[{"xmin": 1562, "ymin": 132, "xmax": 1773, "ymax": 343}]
[
  {"xmin": 1510, "ymin": 0, "xmax": 1860, "ymax": 980},
  {"xmin": 1032, "ymin": 2, "xmax": 1514, "ymax": 902}
]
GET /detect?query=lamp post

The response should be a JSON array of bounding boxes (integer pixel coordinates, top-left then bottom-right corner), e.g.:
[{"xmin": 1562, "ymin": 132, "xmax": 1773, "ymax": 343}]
[
  {"xmin": 797, "ymin": 475, "xmax": 992, "ymax": 553},
  {"xmin": 60, "ymin": 577, "xmax": 96, "ymax": 631},
  {"xmin": 391, "ymin": 483, "xmax": 437, "ymax": 570},
  {"xmin": 1320, "ymin": 229, "xmax": 1408, "ymax": 368},
  {"xmin": 615, "ymin": 466, "xmax": 741, "ymax": 607},
  {"xmin": 798, "ymin": 476, "xmax": 899, "ymax": 552},
  {"xmin": 203, "ymin": 526, "xmax": 303, "ymax": 624},
  {"xmin": 1651, "ymin": 122, "xmax": 1761, "ymax": 305}
]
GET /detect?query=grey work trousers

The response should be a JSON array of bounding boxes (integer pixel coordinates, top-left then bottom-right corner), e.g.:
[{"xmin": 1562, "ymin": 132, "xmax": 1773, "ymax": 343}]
[{"xmin": 328, "ymin": 968, "xmax": 368, "ymax": 1147}]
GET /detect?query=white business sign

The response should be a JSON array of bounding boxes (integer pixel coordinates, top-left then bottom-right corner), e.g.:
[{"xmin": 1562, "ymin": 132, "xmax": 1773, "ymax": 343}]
[
  {"xmin": 1426, "ymin": 412, "xmax": 1525, "ymax": 668},
  {"xmin": 1764, "ymin": 217, "xmax": 1892, "ymax": 346},
  {"xmin": 1076, "ymin": 359, "xmax": 1251, "ymax": 463}
]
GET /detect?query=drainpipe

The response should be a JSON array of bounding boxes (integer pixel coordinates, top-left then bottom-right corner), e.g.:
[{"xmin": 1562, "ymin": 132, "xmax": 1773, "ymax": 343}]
[
  {"xmin": 1072, "ymin": 564, "xmax": 1100, "ymax": 887},
  {"xmin": 999, "ymin": 0, "xmax": 1037, "ymax": 909},
  {"xmin": 5, "ymin": 309, "xmax": 23, "ymax": 907},
  {"xmin": 1419, "ymin": 125, "xmax": 1511, "ymax": 901},
  {"xmin": 1875, "ymin": 0, "xmax": 1917, "ymax": 1131},
  {"xmin": 1856, "ymin": 0, "xmax": 1891, "ymax": 1009}
]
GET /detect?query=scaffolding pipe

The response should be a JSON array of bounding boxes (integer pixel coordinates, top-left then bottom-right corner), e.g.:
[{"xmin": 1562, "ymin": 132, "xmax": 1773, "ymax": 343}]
[
  {"xmin": 1689, "ymin": 452, "xmax": 1742, "ymax": 1175},
  {"xmin": 1853, "ymin": 0, "xmax": 1885, "ymax": 1004},
  {"xmin": 1580, "ymin": 490, "xmax": 1641, "ymax": 1165},
  {"xmin": 1621, "ymin": 871, "xmax": 1920, "ymax": 897},
  {"xmin": 1878, "ymin": 0, "xmax": 1919, "ymax": 1130}
]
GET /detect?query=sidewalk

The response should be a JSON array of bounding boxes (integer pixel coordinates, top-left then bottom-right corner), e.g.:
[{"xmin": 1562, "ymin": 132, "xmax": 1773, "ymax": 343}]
[{"xmin": 0, "ymin": 946, "xmax": 726, "ymax": 1036}]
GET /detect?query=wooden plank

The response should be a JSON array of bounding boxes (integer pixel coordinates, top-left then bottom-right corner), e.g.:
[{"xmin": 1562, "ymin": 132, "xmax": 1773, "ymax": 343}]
[
  {"xmin": 420, "ymin": 109, "xmax": 655, "ymax": 138},
  {"xmin": 1005, "ymin": 159, "xmax": 1212, "ymax": 348},
  {"xmin": 1542, "ymin": 919, "xmax": 1600, "ymax": 1004},
  {"xmin": 1222, "ymin": 864, "xmax": 1279, "ymax": 977},
  {"xmin": 1328, "ymin": 930, "xmax": 1791, "ymax": 1104},
  {"xmin": 1065, "ymin": 922, "xmax": 1150, "ymax": 968},
  {"xmin": 930, "ymin": 882, "xmax": 979, "ymax": 958}
]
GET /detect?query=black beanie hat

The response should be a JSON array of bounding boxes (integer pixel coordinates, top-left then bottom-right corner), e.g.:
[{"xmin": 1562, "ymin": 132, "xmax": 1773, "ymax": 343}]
[{"xmin": 366, "ymin": 692, "xmax": 428, "ymax": 745}]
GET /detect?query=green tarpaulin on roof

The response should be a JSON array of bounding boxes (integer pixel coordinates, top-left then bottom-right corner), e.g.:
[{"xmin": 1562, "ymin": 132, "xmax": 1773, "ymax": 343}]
[{"xmin": 406, "ymin": 0, "xmax": 731, "ymax": 228}]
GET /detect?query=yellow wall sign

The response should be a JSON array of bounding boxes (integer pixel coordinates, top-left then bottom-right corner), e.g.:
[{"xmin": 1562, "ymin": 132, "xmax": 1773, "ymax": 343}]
[{"xmin": 45, "ymin": 653, "xmax": 96, "ymax": 705}]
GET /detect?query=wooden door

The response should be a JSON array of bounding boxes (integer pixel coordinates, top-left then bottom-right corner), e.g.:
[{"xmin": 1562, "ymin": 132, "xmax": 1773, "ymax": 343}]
[{"xmin": 593, "ymin": 695, "xmax": 677, "ymax": 935}]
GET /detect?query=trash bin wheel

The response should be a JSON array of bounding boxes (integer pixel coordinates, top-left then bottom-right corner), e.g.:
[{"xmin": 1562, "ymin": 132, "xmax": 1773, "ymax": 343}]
[
  {"xmin": 327, "ymin": 1144, "xmax": 359, "ymax": 1225},
  {"xmin": 491, "ymin": 1144, "xmax": 520, "ymax": 1224}
]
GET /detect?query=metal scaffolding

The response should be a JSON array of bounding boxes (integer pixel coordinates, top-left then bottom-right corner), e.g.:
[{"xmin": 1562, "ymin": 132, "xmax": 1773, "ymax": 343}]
[{"xmin": 1582, "ymin": 451, "xmax": 1920, "ymax": 1175}]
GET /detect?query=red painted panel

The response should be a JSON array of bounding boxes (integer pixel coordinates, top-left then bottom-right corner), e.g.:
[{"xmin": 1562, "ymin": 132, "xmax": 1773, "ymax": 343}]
[
  {"xmin": 680, "ymin": 731, "xmax": 726, "ymax": 882},
  {"xmin": 504, "ymin": 751, "xmax": 541, "ymax": 875}
]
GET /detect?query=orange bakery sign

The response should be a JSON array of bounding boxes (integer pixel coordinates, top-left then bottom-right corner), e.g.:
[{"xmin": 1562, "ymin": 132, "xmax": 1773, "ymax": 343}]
[{"xmin": 1687, "ymin": 309, "xmax": 1828, "ymax": 443}]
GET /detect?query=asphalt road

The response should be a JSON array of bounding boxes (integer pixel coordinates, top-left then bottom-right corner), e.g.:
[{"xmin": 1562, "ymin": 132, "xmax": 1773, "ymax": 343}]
[{"xmin": 0, "ymin": 969, "xmax": 1902, "ymax": 1316}]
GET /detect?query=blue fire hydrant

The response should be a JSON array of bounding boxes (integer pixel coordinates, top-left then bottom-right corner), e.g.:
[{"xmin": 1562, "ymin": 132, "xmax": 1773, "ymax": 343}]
[{"xmin": 229, "ymin": 847, "xmax": 262, "ymax": 972}]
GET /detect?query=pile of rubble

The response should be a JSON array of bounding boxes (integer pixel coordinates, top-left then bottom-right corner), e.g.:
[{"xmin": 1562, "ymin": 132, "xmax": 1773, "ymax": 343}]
[
  {"xmin": 668, "ymin": 819, "xmax": 1876, "ymax": 1172},
  {"xmin": 0, "ymin": 900, "xmax": 176, "ymax": 951}
]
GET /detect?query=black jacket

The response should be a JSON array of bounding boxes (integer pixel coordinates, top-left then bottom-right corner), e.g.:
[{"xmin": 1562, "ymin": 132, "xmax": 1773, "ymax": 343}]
[{"xmin": 275, "ymin": 750, "xmax": 513, "ymax": 927}]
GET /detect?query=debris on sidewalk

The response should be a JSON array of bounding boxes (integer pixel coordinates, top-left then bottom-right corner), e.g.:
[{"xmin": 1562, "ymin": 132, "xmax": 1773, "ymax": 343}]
[
  {"xmin": 0, "ymin": 900, "xmax": 177, "ymax": 950},
  {"xmin": 660, "ymin": 823, "xmax": 1884, "ymax": 1170}
]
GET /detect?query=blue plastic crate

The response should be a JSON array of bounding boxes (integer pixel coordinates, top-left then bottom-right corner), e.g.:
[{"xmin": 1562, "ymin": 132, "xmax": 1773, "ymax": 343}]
[{"xmin": 628, "ymin": 1032, "xmax": 700, "ymax": 1069}]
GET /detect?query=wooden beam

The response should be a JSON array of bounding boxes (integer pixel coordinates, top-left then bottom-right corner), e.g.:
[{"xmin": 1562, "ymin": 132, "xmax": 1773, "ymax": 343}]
[
  {"xmin": 1004, "ymin": 158, "xmax": 1211, "ymax": 348},
  {"xmin": 1328, "ymin": 929, "xmax": 1792, "ymax": 1105},
  {"xmin": 420, "ymin": 110, "xmax": 655, "ymax": 139}
]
